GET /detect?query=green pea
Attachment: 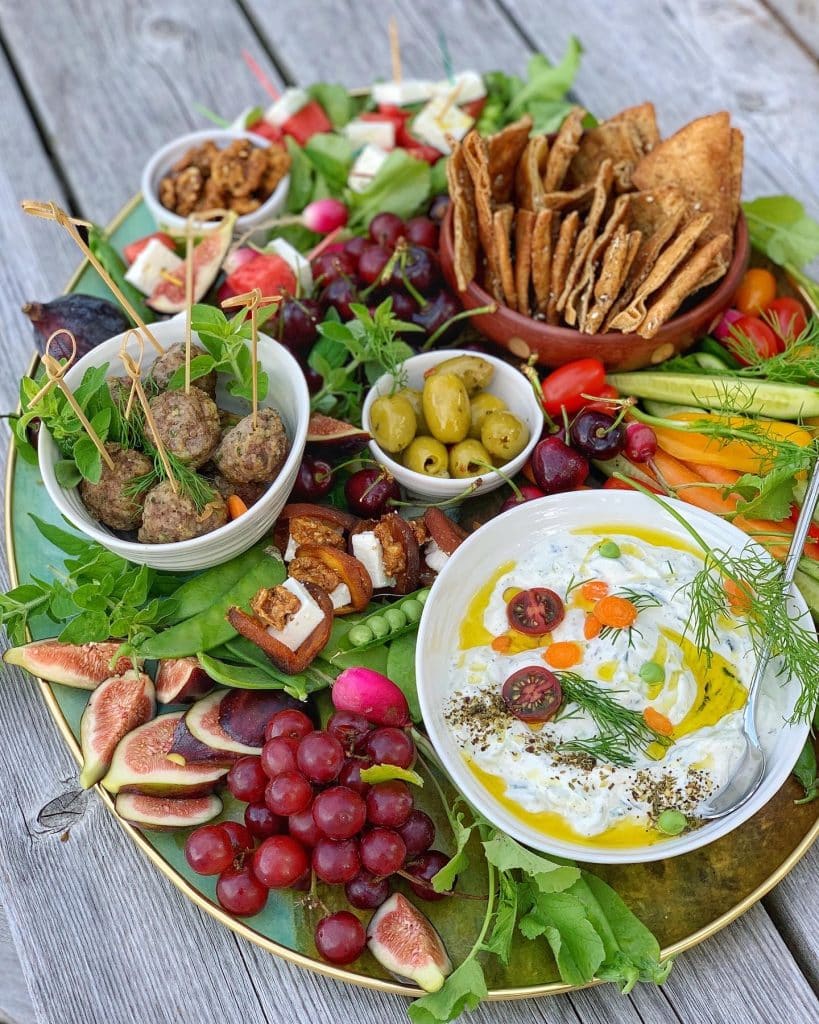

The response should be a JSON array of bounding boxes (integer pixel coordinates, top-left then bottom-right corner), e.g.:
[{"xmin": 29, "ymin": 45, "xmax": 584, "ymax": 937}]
[
  {"xmin": 349, "ymin": 624, "xmax": 375, "ymax": 647},
  {"xmin": 384, "ymin": 607, "xmax": 408, "ymax": 631},
  {"xmin": 368, "ymin": 615, "xmax": 390, "ymax": 639},
  {"xmin": 401, "ymin": 599, "xmax": 423, "ymax": 623},
  {"xmin": 656, "ymin": 809, "xmax": 687, "ymax": 836},
  {"xmin": 639, "ymin": 662, "xmax": 665, "ymax": 685},
  {"xmin": 416, "ymin": 588, "xmax": 431, "ymax": 606},
  {"xmin": 599, "ymin": 540, "xmax": 621, "ymax": 559}
]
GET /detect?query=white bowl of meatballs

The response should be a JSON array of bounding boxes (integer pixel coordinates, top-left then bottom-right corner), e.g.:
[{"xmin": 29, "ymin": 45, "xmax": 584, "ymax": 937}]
[{"xmin": 38, "ymin": 315, "xmax": 310, "ymax": 571}]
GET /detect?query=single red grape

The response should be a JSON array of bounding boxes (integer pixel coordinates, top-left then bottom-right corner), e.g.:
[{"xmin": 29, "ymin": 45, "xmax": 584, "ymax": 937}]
[
  {"xmin": 359, "ymin": 827, "xmax": 406, "ymax": 875},
  {"xmin": 327, "ymin": 710, "xmax": 372, "ymax": 752},
  {"xmin": 365, "ymin": 727, "xmax": 415, "ymax": 769},
  {"xmin": 315, "ymin": 911, "xmax": 367, "ymax": 965},
  {"xmin": 222, "ymin": 821, "xmax": 255, "ymax": 854},
  {"xmin": 345, "ymin": 870, "xmax": 391, "ymax": 910},
  {"xmin": 261, "ymin": 736, "xmax": 300, "ymax": 778},
  {"xmin": 406, "ymin": 849, "xmax": 452, "ymax": 901},
  {"xmin": 252, "ymin": 835, "xmax": 309, "ymax": 888},
  {"xmin": 288, "ymin": 806, "xmax": 323, "ymax": 848},
  {"xmin": 216, "ymin": 864, "xmax": 268, "ymax": 916},
  {"xmin": 297, "ymin": 731, "xmax": 344, "ymax": 784},
  {"xmin": 184, "ymin": 824, "xmax": 234, "ymax": 875},
  {"xmin": 226, "ymin": 756, "xmax": 268, "ymax": 803},
  {"xmin": 265, "ymin": 708, "xmax": 314, "ymax": 742},
  {"xmin": 312, "ymin": 837, "xmax": 360, "ymax": 884},
  {"xmin": 365, "ymin": 781, "xmax": 413, "ymax": 828},
  {"xmin": 244, "ymin": 802, "xmax": 286, "ymax": 840},
  {"xmin": 265, "ymin": 771, "xmax": 313, "ymax": 816},
  {"xmin": 337, "ymin": 757, "xmax": 372, "ymax": 797},
  {"xmin": 397, "ymin": 810, "xmax": 436, "ymax": 855},
  {"xmin": 312, "ymin": 786, "xmax": 367, "ymax": 840}
]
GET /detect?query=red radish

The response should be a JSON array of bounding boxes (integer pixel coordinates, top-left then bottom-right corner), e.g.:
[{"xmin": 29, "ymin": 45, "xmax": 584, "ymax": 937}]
[
  {"xmin": 223, "ymin": 246, "xmax": 258, "ymax": 277},
  {"xmin": 624, "ymin": 422, "xmax": 658, "ymax": 463},
  {"xmin": 332, "ymin": 668, "xmax": 410, "ymax": 727},
  {"xmin": 123, "ymin": 232, "xmax": 176, "ymax": 265},
  {"xmin": 713, "ymin": 308, "xmax": 743, "ymax": 342},
  {"xmin": 302, "ymin": 198, "xmax": 349, "ymax": 234}
]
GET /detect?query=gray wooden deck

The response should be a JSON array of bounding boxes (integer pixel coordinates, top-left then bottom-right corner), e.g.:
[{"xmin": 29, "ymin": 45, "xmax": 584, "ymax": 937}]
[{"xmin": 0, "ymin": 2, "xmax": 817, "ymax": 1022}]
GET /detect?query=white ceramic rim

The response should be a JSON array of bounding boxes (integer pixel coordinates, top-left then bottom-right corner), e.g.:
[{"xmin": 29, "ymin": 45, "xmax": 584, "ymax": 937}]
[
  {"xmin": 416, "ymin": 489, "xmax": 812, "ymax": 864},
  {"xmin": 140, "ymin": 128, "xmax": 290, "ymax": 233},
  {"xmin": 362, "ymin": 349, "xmax": 542, "ymax": 497}
]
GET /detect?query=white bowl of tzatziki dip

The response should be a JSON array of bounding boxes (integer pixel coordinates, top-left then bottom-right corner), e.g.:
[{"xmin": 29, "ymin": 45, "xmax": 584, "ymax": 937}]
[{"xmin": 416, "ymin": 490, "xmax": 811, "ymax": 863}]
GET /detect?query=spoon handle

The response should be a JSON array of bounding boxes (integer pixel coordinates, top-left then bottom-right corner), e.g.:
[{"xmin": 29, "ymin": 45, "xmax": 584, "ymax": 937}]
[{"xmin": 784, "ymin": 451, "xmax": 819, "ymax": 586}]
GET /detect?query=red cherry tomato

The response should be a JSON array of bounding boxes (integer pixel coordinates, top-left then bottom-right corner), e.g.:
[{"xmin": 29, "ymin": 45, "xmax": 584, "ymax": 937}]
[
  {"xmin": 282, "ymin": 100, "xmax": 332, "ymax": 145},
  {"xmin": 248, "ymin": 119, "xmax": 283, "ymax": 144},
  {"xmin": 582, "ymin": 384, "xmax": 620, "ymax": 414},
  {"xmin": 540, "ymin": 358, "xmax": 607, "ymax": 416},
  {"xmin": 733, "ymin": 268, "xmax": 777, "ymax": 314},
  {"xmin": 725, "ymin": 314, "xmax": 783, "ymax": 364},
  {"xmin": 123, "ymin": 232, "xmax": 177, "ymax": 265},
  {"xmin": 764, "ymin": 297, "xmax": 808, "ymax": 342},
  {"xmin": 226, "ymin": 253, "xmax": 297, "ymax": 297},
  {"xmin": 789, "ymin": 505, "xmax": 819, "ymax": 540}
]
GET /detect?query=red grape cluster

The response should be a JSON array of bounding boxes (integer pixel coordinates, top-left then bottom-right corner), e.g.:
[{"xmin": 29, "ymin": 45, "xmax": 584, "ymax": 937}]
[{"xmin": 184, "ymin": 706, "xmax": 449, "ymax": 965}]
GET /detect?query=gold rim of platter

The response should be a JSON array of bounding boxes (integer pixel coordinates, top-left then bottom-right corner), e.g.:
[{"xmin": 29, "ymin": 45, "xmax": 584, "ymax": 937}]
[{"xmin": 4, "ymin": 191, "xmax": 818, "ymax": 999}]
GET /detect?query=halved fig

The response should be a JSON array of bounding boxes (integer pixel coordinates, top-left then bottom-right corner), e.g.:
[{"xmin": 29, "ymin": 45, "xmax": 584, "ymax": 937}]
[
  {"xmin": 168, "ymin": 717, "xmax": 240, "ymax": 767},
  {"xmin": 227, "ymin": 582, "xmax": 333, "ymax": 674},
  {"xmin": 101, "ymin": 712, "xmax": 227, "ymax": 796},
  {"xmin": 185, "ymin": 690, "xmax": 262, "ymax": 755},
  {"xmin": 367, "ymin": 893, "xmax": 452, "ymax": 992},
  {"xmin": 4, "ymin": 640, "xmax": 139, "ymax": 689},
  {"xmin": 306, "ymin": 413, "xmax": 370, "ymax": 456},
  {"xmin": 115, "ymin": 792, "xmax": 223, "ymax": 831},
  {"xmin": 79, "ymin": 671, "xmax": 156, "ymax": 789},
  {"xmin": 155, "ymin": 657, "xmax": 213, "ymax": 704},
  {"xmin": 146, "ymin": 212, "xmax": 236, "ymax": 314},
  {"xmin": 423, "ymin": 508, "xmax": 468, "ymax": 556},
  {"xmin": 219, "ymin": 690, "xmax": 301, "ymax": 747},
  {"xmin": 290, "ymin": 543, "xmax": 373, "ymax": 614}
]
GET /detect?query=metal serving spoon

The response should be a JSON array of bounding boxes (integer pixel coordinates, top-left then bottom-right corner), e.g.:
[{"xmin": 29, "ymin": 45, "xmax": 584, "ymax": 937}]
[{"xmin": 698, "ymin": 452, "xmax": 819, "ymax": 821}]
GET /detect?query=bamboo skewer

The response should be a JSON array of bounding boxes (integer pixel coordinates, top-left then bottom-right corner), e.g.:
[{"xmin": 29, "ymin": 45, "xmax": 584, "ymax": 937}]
[
  {"xmin": 119, "ymin": 331, "xmax": 178, "ymax": 493},
  {"xmin": 21, "ymin": 200, "xmax": 164, "ymax": 355},
  {"xmin": 184, "ymin": 219, "xmax": 195, "ymax": 394},
  {"xmin": 220, "ymin": 288, "xmax": 280, "ymax": 429},
  {"xmin": 389, "ymin": 17, "xmax": 402, "ymax": 84}
]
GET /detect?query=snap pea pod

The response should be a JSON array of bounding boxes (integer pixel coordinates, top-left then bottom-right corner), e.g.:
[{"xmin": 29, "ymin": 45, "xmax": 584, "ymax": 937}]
[
  {"xmin": 196, "ymin": 652, "xmax": 332, "ymax": 701},
  {"xmin": 165, "ymin": 541, "xmax": 271, "ymax": 624},
  {"xmin": 340, "ymin": 588, "xmax": 431, "ymax": 653},
  {"xmin": 136, "ymin": 549, "xmax": 286, "ymax": 659}
]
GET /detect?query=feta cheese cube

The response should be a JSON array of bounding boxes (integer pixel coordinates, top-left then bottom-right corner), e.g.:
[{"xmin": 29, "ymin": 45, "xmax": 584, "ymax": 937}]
[
  {"xmin": 284, "ymin": 535, "xmax": 298, "ymax": 562},
  {"xmin": 265, "ymin": 578, "xmax": 325, "ymax": 651},
  {"xmin": 124, "ymin": 238, "xmax": 184, "ymax": 296},
  {"xmin": 348, "ymin": 144, "xmax": 389, "ymax": 194},
  {"xmin": 344, "ymin": 118, "xmax": 396, "ymax": 151},
  {"xmin": 266, "ymin": 88, "xmax": 309, "ymax": 127},
  {"xmin": 372, "ymin": 79, "xmax": 436, "ymax": 107},
  {"xmin": 329, "ymin": 583, "xmax": 352, "ymax": 610},
  {"xmin": 268, "ymin": 238, "xmax": 313, "ymax": 293},
  {"xmin": 352, "ymin": 531, "xmax": 396, "ymax": 589},
  {"xmin": 424, "ymin": 539, "xmax": 449, "ymax": 573},
  {"xmin": 431, "ymin": 71, "xmax": 487, "ymax": 104},
  {"xmin": 411, "ymin": 97, "xmax": 474, "ymax": 155}
]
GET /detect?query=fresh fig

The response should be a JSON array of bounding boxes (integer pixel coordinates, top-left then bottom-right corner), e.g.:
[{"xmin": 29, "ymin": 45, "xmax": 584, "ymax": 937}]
[
  {"xmin": 306, "ymin": 413, "xmax": 370, "ymax": 456},
  {"xmin": 168, "ymin": 717, "xmax": 240, "ymax": 767},
  {"xmin": 366, "ymin": 893, "xmax": 452, "ymax": 992},
  {"xmin": 4, "ymin": 640, "xmax": 139, "ymax": 690},
  {"xmin": 115, "ymin": 792, "xmax": 222, "ymax": 831},
  {"xmin": 219, "ymin": 690, "xmax": 301, "ymax": 747},
  {"xmin": 79, "ymin": 671, "xmax": 156, "ymax": 789},
  {"xmin": 146, "ymin": 213, "xmax": 236, "ymax": 314},
  {"xmin": 155, "ymin": 657, "xmax": 213, "ymax": 704},
  {"xmin": 22, "ymin": 294, "xmax": 130, "ymax": 357},
  {"xmin": 101, "ymin": 712, "xmax": 227, "ymax": 796},
  {"xmin": 185, "ymin": 690, "xmax": 262, "ymax": 756}
]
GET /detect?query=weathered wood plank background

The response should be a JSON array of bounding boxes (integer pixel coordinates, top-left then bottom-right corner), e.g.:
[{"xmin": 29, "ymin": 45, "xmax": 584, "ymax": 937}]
[{"xmin": 0, "ymin": 2, "xmax": 817, "ymax": 1022}]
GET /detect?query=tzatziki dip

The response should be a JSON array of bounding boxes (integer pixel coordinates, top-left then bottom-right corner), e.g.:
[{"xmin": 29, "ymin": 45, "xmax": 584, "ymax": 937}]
[{"xmin": 443, "ymin": 524, "xmax": 783, "ymax": 847}]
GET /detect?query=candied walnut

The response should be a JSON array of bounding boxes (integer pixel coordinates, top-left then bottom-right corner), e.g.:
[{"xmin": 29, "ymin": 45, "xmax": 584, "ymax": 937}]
[
  {"xmin": 201, "ymin": 177, "xmax": 228, "ymax": 210},
  {"xmin": 251, "ymin": 585, "xmax": 300, "ymax": 631},
  {"xmin": 231, "ymin": 196, "xmax": 262, "ymax": 215},
  {"xmin": 159, "ymin": 176, "xmax": 177, "ymax": 211},
  {"xmin": 289, "ymin": 517, "xmax": 346, "ymax": 549},
  {"xmin": 174, "ymin": 166, "xmax": 204, "ymax": 216},
  {"xmin": 212, "ymin": 140, "xmax": 266, "ymax": 197},
  {"xmin": 375, "ymin": 520, "xmax": 407, "ymax": 577},
  {"xmin": 289, "ymin": 553, "xmax": 340, "ymax": 592},
  {"xmin": 172, "ymin": 141, "xmax": 219, "ymax": 175},
  {"xmin": 263, "ymin": 146, "xmax": 291, "ymax": 192}
]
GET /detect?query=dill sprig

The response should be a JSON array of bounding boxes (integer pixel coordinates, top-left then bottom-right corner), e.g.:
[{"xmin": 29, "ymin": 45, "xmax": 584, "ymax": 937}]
[
  {"xmin": 730, "ymin": 315, "xmax": 819, "ymax": 387},
  {"xmin": 598, "ymin": 588, "xmax": 662, "ymax": 646},
  {"xmin": 559, "ymin": 735, "xmax": 636, "ymax": 768},
  {"xmin": 127, "ymin": 450, "xmax": 217, "ymax": 513}
]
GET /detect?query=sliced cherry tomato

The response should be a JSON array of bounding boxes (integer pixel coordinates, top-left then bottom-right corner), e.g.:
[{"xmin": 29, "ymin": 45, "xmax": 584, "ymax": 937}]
[
  {"xmin": 764, "ymin": 297, "xmax": 808, "ymax": 342},
  {"xmin": 540, "ymin": 358, "xmax": 607, "ymax": 417},
  {"xmin": 725, "ymin": 314, "xmax": 783, "ymax": 365},
  {"xmin": 123, "ymin": 232, "xmax": 177, "ymax": 265},
  {"xmin": 789, "ymin": 505, "xmax": 819, "ymax": 540},
  {"xmin": 501, "ymin": 666, "xmax": 563, "ymax": 722},
  {"xmin": 248, "ymin": 118, "xmax": 283, "ymax": 144},
  {"xmin": 462, "ymin": 97, "xmax": 487, "ymax": 120},
  {"xmin": 226, "ymin": 253, "xmax": 297, "ymax": 297},
  {"xmin": 282, "ymin": 100, "xmax": 332, "ymax": 146},
  {"xmin": 734, "ymin": 268, "xmax": 777, "ymax": 315},
  {"xmin": 506, "ymin": 587, "xmax": 565, "ymax": 635}
]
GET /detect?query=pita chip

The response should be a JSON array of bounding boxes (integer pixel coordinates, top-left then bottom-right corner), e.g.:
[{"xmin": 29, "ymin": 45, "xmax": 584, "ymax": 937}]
[
  {"xmin": 557, "ymin": 158, "xmax": 615, "ymax": 319},
  {"xmin": 584, "ymin": 227, "xmax": 640, "ymax": 334},
  {"xmin": 515, "ymin": 209, "xmax": 536, "ymax": 316},
  {"xmin": 493, "ymin": 205, "xmax": 517, "ymax": 310},
  {"xmin": 462, "ymin": 131, "xmax": 502, "ymax": 300},
  {"xmin": 566, "ymin": 194, "xmax": 631, "ymax": 328},
  {"xmin": 540, "ymin": 182, "xmax": 597, "ymax": 214},
  {"xmin": 487, "ymin": 115, "xmax": 533, "ymax": 204},
  {"xmin": 607, "ymin": 101, "xmax": 660, "ymax": 153},
  {"xmin": 515, "ymin": 135, "xmax": 549, "ymax": 211},
  {"xmin": 446, "ymin": 142, "xmax": 478, "ymax": 292},
  {"xmin": 531, "ymin": 209, "xmax": 554, "ymax": 315},
  {"xmin": 569, "ymin": 121, "xmax": 643, "ymax": 191},
  {"xmin": 729, "ymin": 127, "xmax": 744, "ymax": 234},
  {"xmin": 543, "ymin": 106, "xmax": 585, "ymax": 191},
  {"xmin": 547, "ymin": 210, "xmax": 579, "ymax": 324}
]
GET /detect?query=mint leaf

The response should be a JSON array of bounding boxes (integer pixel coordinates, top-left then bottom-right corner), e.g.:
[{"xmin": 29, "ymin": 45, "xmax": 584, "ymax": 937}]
[
  {"xmin": 407, "ymin": 958, "xmax": 486, "ymax": 1024},
  {"xmin": 482, "ymin": 832, "xmax": 580, "ymax": 892},
  {"xmin": 54, "ymin": 460, "xmax": 83, "ymax": 488},
  {"xmin": 742, "ymin": 195, "xmax": 819, "ymax": 269},
  {"xmin": 73, "ymin": 436, "xmax": 102, "ymax": 483}
]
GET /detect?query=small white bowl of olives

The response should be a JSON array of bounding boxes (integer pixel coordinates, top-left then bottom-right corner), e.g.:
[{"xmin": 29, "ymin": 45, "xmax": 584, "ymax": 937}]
[{"xmin": 362, "ymin": 350, "xmax": 543, "ymax": 501}]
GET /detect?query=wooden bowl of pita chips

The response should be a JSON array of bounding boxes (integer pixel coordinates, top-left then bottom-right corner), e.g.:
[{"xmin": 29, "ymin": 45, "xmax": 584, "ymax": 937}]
[{"xmin": 440, "ymin": 104, "xmax": 749, "ymax": 372}]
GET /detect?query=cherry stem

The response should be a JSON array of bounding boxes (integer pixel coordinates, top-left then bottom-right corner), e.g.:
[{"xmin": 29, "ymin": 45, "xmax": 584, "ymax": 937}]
[
  {"xmin": 394, "ymin": 869, "xmax": 486, "ymax": 901},
  {"xmin": 388, "ymin": 479, "xmax": 480, "ymax": 509},
  {"xmin": 471, "ymin": 457, "xmax": 522, "ymax": 500},
  {"xmin": 420, "ymin": 303, "xmax": 498, "ymax": 351},
  {"xmin": 520, "ymin": 360, "xmax": 557, "ymax": 431}
]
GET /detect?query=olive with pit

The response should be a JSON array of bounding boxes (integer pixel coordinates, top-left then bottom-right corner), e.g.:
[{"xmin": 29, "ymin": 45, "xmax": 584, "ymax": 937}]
[
  {"xmin": 481, "ymin": 410, "xmax": 530, "ymax": 462},
  {"xmin": 422, "ymin": 373, "xmax": 470, "ymax": 444},
  {"xmin": 449, "ymin": 439, "xmax": 492, "ymax": 478},
  {"xmin": 429, "ymin": 355, "xmax": 494, "ymax": 395},
  {"xmin": 396, "ymin": 388, "xmax": 429, "ymax": 435},
  {"xmin": 370, "ymin": 394, "xmax": 417, "ymax": 454},
  {"xmin": 403, "ymin": 436, "xmax": 450, "ymax": 477},
  {"xmin": 468, "ymin": 392, "xmax": 506, "ymax": 439}
]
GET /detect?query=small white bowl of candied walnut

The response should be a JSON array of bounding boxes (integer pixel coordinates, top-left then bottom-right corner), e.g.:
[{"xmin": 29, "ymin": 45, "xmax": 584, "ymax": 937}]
[{"xmin": 141, "ymin": 128, "xmax": 291, "ymax": 234}]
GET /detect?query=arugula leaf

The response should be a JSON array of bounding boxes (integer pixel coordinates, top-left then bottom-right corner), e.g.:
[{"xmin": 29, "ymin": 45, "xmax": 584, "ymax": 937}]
[
  {"xmin": 482, "ymin": 831, "xmax": 580, "ymax": 892},
  {"xmin": 742, "ymin": 195, "xmax": 819, "ymax": 269},
  {"xmin": 481, "ymin": 872, "xmax": 517, "ymax": 964},
  {"xmin": 407, "ymin": 959, "xmax": 487, "ymax": 1024},
  {"xmin": 518, "ymin": 885, "xmax": 606, "ymax": 985},
  {"xmin": 348, "ymin": 150, "xmax": 431, "ymax": 229},
  {"xmin": 430, "ymin": 809, "xmax": 474, "ymax": 892},
  {"xmin": 794, "ymin": 740, "xmax": 818, "ymax": 804}
]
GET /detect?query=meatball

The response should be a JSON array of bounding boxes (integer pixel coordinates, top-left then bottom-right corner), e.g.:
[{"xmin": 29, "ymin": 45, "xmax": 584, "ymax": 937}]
[
  {"xmin": 79, "ymin": 443, "xmax": 153, "ymax": 532},
  {"xmin": 148, "ymin": 386, "xmax": 221, "ymax": 468},
  {"xmin": 137, "ymin": 480, "xmax": 227, "ymax": 544},
  {"xmin": 149, "ymin": 343, "xmax": 217, "ymax": 397},
  {"xmin": 107, "ymin": 375, "xmax": 133, "ymax": 407},
  {"xmin": 211, "ymin": 472, "xmax": 268, "ymax": 509},
  {"xmin": 213, "ymin": 408, "xmax": 288, "ymax": 485}
]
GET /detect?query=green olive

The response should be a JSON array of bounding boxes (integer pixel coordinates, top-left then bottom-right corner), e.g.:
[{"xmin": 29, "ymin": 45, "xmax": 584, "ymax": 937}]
[
  {"xmin": 396, "ymin": 388, "xmax": 429, "ymax": 435},
  {"xmin": 403, "ymin": 436, "xmax": 450, "ymax": 477},
  {"xmin": 429, "ymin": 355, "xmax": 494, "ymax": 395},
  {"xmin": 422, "ymin": 373, "xmax": 470, "ymax": 444},
  {"xmin": 449, "ymin": 439, "xmax": 492, "ymax": 478},
  {"xmin": 369, "ymin": 394, "xmax": 418, "ymax": 454},
  {"xmin": 481, "ymin": 411, "xmax": 530, "ymax": 462},
  {"xmin": 468, "ymin": 392, "xmax": 506, "ymax": 439}
]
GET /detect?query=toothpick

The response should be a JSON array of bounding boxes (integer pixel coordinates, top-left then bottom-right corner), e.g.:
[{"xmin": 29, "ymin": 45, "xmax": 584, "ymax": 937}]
[
  {"xmin": 21, "ymin": 200, "xmax": 164, "ymax": 355},
  {"xmin": 438, "ymin": 80, "xmax": 464, "ymax": 120},
  {"xmin": 184, "ymin": 217, "xmax": 195, "ymax": 394},
  {"xmin": 220, "ymin": 288, "xmax": 280, "ymax": 429},
  {"xmin": 242, "ymin": 48, "xmax": 280, "ymax": 101},
  {"xmin": 389, "ymin": 17, "xmax": 402, "ymax": 84},
  {"xmin": 33, "ymin": 330, "xmax": 115, "ymax": 471},
  {"xmin": 119, "ymin": 331, "xmax": 178, "ymax": 492}
]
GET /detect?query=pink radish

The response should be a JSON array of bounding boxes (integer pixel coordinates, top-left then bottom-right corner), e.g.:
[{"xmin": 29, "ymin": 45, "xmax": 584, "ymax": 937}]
[
  {"xmin": 302, "ymin": 198, "xmax": 349, "ymax": 234},
  {"xmin": 332, "ymin": 668, "xmax": 410, "ymax": 727},
  {"xmin": 713, "ymin": 308, "xmax": 743, "ymax": 342}
]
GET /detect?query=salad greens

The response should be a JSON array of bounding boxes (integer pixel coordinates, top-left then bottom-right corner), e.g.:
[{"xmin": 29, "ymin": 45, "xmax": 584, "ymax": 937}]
[
  {"xmin": 742, "ymin": 195, "xmax": 819, "ymax": 308},
  {"xmin": 87, "ymin": 225, "xmax": 156, "ymax": 326}
]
